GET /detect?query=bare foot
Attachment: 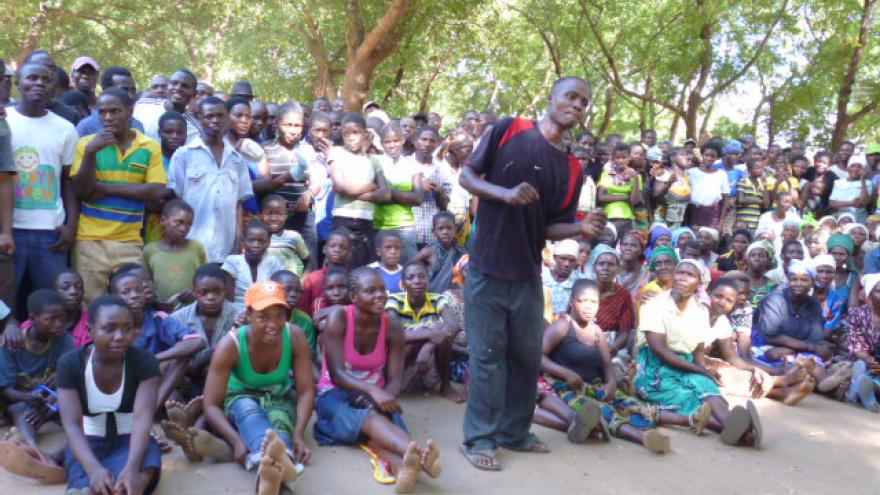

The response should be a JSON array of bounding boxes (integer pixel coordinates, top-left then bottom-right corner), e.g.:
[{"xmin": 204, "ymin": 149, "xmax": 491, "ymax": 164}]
[
  {"xmin": 420, "ymin": 439, "xmax": 441, "ymax": 478},
  {"xmin": 161, "ymin": 420, "xmax": 203, "ymax": 462},
  {"xmin": 165, "ymin": 399, "xmax": 189, "ymax": 427},
  {"xmin": 263, "ymin": 430, "xmax": 299, "ymax": 484},
  {"xmin": 795, "ymin": 356, "xmax": 816, "ymax": 376},
  {"xmin": 783, "ymin": 377, "xmax": 815, "ymax": 406},
  {"xmin": 3, "ymin": 427, "xmax": 26, "ymax": 445},
  {"xmin": 441, "ymin": 384, "xmax": 466, "ymax": 404},
  {"xmin": 395, "ymin": 442, "xmax": 422, "ymax": 494},
  {"xmin": 184, "ymin": 396, "xmax": 204, "ymax": 425},
  {"xmin": 189, "ymin": 427, "xmax": 233, "ymax": 462},
  {"xmin": 257, "ymin": 456, "xmax": 283, "ymax": 495},
  {"xmin": 0, "ymin": 440, "xmax": 67, "ymax": 484}
]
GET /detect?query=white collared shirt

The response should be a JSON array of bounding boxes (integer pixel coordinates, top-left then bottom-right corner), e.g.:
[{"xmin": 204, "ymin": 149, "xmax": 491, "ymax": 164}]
[{"xmin": 168, "ymin": 137, "xmax": 254, "ymax": 262}]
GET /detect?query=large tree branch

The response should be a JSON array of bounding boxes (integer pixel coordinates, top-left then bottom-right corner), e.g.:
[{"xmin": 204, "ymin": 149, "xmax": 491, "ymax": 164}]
[
  {"xmin": 510, "ymin": 5, "xmax": 563, "ymax": 77},
  {"xmin": 352, "ymin": 0, "xmax": 409, "ymax": 64},
  {"xmin": 848, "ymin": 96, "xmax": 880, "ymax": 124},
  {"xmin": 705, "ymin": 0, "xmax": 790, "ymax": 99}
]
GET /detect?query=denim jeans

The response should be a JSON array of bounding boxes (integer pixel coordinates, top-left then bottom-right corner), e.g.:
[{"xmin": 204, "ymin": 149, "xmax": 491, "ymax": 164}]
[
  {"xmin": 13, "ymin": 228, "xmax": 69, "ymax": 294},
  {"xmin": 228, "ymin": 397, "xmax": 291, "ymax": 470}
]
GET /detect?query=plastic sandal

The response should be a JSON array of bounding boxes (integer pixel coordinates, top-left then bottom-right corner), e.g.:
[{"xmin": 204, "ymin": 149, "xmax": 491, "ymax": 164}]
[{"xmin": 359, "ymin": 444, "xmax": 396, "ymax": 484}]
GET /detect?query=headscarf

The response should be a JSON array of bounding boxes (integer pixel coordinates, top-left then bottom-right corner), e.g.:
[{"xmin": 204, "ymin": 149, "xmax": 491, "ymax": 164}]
[
  {"xmin": 552, "ymin": 239, "xmax": 580, "ymax": 258},
  {"xmin": 590, "ymin": 243, "xmax": 620, "ymax": 266},
  {"xmin": 603, "ymin": 223, "xmax": 618, "ymax": 244},
  {"xmin": 786, "ymin": 259, "xmax": 814, "ymax": 279},
  {"xmin": 862, "ymin": 273, "xmax": 880, "ymax": 299},
  {"xmin": 648, "ymin": 246, "xmax": 679, "ymax": 272},
  {"xmin": 646, "ymin": 224, "xmax": 672, "ymax": 259},
  {"xmin": 782, "ymin": 218, "xmax": 802, "ymax": 230},
  {"xmin": 811, "ymin": 254, "xmax": 835, "ymax": 270},
  {"xmin": 800, "ymin": 216, "xmax": 819, "ymax": 232},
  {"xmin": 754, "ymin": 227, "xmax": 775, "ymax": 242},
  {"xmin": 836, "ymin": 212, "xmax": 856, "ymax": 224},
  {"xmin": 672, "ymin": 227, "xmax": 695, "ymax": 248},
  {"xmin": 818, "ymin": 215, "xmax": 838, "ymax": 228},
  {"xmin": 698, "ymin": 226, "xmax": 720, "ymax": 243},
  {"xmin": 843, "ymin": 223, "xmax": 868, "ymax": 238},
  {"xmin": 826, "ymin": 233, "xmax": 854, "ymax": 255},
  {"xmin": 746, "ymin": 240, "xmax": 774, "ymax": 259},
  {"xmin": 677, "ymin": 259, "xmax": 705, "ymax": 284}
]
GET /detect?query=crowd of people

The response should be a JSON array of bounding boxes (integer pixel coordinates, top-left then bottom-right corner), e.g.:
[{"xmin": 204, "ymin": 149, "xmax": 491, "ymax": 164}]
[{"xmin": 0, "ymin": 51, "xmax": 877, "ymax": 495}]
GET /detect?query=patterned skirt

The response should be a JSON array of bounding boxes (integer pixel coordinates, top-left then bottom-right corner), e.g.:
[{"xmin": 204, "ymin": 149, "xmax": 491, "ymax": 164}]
[
  {"xmin": 544, "ymin": 375, "xmax": 660, "ymax": 434},
  {"xmin": 635, "ymin": 346, "xmax": 721, "ymax": 415}
]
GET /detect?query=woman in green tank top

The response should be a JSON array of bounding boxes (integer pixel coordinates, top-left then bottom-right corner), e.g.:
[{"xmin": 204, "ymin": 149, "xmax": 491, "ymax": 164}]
[{"xmin": 199, "ymin": 281, "xmax": 316, "ymax": 495}]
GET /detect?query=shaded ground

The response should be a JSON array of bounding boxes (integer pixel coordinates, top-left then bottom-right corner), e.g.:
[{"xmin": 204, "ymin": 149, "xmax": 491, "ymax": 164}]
[{"xmin": 2, "ymin": 393, "xmax": 878, "ymax": 494}]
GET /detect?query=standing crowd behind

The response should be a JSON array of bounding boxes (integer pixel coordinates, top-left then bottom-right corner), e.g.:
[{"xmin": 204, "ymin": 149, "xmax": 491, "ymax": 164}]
[{"xmin": 0, "ymin": 53, "xmax": 878, "ymax": 495}]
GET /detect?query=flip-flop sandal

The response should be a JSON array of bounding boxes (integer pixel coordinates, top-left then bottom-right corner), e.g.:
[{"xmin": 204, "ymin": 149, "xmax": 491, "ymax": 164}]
[
  {"xmin": 500, "ymin": 434, "xmax": 551, "ymax": 454},
  {"xmin": 596, "ymin": 416, "xmax": 611, "ymax": 443},
  {"xmin": 746, "ymin": 401, "xmax": 763, "ymax": 450},
  {"xmin": 0, "ymin": 440, "xmax": 67, "ymax": 484},
  {"xmin": 720, "ymin": 406, "xmax": 750, "ymax": 446},
  {"xmin": 359, "ymin": 444, "xmax": 396, "ymax": 484},
  {"xmin": 567, "ymin": 401, "xmax": 600, "ymax": 444},
  {"xmin": 459, "ymin": 444, "xmax": 501, "ymax": 471}
]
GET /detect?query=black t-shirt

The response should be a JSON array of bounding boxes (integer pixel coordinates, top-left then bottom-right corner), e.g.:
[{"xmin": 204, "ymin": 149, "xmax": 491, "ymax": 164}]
[
  {"xmin": 49, "ymin": 100, "xmax": 81, "ymax": 125},
  {"xmin": 466, "ymin": 117, "xmax": 582, "ymax": 282}
]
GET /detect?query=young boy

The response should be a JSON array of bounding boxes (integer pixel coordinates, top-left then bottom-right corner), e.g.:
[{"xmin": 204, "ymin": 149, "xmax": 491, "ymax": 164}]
[
  {"xmin": 145, "ymin": 110, "xmax": 188, "ymax": 243},
  {"xmin": 109, "ymin": 268, "xmax": 206, "ymax": 411},
  {"xmin": 736, "ymin": 159, "xmax": 768, "ymax": 232},
  {"xmin": 270, "ymin": 270, "xmax": 318, "ymax": 357},
  {"xmin": 143, "ymin": 199, "xmax": 208, "ymax": 301},
  {"xmin": 368, "ymin": 230, "xmax": 404, "ymax": 293},
  {"xmin": 52, "ymin": 268, "xmax": 90, "ymax": 348},
  {"xmin": 415, "ymin": 211, "xmax": 465, "ymax": 293},
  {"xmin": 385, "ymin": 261, "xmax": 464, "ymax": 403},
  {"xmin": 299, "ymin": 227, "xmax": 352, "ymax": 315},
  {"xmin": 261, "ymin": 194, "xmax": 310, "ymax": 276},
  {"xmin": 311, "ymin": 267, "xmax": 351, "ymax": 333},
  {"xmin": 0, "ymin": 289, "xmax": 73, "ymax": 478}
]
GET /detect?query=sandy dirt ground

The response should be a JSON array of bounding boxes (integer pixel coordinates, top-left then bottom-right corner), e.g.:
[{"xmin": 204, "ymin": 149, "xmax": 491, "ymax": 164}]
[{"xmin": 2, "ymin": 392, "xmax": 879, "ymax": 494}]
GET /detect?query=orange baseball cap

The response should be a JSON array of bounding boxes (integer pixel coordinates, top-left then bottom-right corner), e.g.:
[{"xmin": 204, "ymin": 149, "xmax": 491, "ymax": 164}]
[{"xmin": 245, "ymin": 281, "xmax": 290, "ymax": 311}]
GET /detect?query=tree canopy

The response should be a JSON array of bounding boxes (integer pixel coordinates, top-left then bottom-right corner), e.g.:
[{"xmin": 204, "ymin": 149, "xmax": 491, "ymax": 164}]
[{"xmin": 2, "ymin": 0, "xmax": 878, "ymax": 147}]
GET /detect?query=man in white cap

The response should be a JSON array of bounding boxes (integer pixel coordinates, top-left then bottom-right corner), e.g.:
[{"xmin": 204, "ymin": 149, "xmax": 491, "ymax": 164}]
[
  {"xmin": 542, "ymin": 239, "xmax": 580, "ymax": 318},
  {"xmin": 71, "ymin": 56, "xmax": 100, "ymax": 111},
  {"xmin": 829, "ymin": 153, "xmax": 872, "ymax": 223}
]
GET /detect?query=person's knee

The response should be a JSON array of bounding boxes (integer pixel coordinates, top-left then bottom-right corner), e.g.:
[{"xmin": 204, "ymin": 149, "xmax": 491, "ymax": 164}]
[{"xmin": 7, "ymin": 401, "xmax": 28, "ymax": 416}]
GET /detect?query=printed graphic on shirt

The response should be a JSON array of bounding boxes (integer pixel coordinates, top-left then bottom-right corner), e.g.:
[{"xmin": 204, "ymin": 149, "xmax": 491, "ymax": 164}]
[{"xmin": 14, "ymin": 146, "xmax": 58, "ymax": 209}]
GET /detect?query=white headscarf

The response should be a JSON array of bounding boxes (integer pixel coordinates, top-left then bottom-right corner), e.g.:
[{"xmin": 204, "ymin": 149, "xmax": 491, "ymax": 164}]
[{"xmin": 862, "ymin": 273, "xmax": 880, "ymax": 300}]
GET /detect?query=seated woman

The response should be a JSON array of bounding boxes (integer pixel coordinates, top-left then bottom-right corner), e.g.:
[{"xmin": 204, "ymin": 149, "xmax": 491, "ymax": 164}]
[
  {"xmin": 591, "ymin": 245, "xmax": 635, "ymax": 361},
  {"xmin": 826, "ymin": 233, "xmax": 861, "ymax": 327},
  {"xmin": 843, "ymin": 273, "xmax": 880, "ymax": 412},
  {"xmin": 636, "ymin": 246, "xmax": 679, "ymax": 317},
  {"xmin": 200, "ymin": 281, "xmax": 315, "ymax": 495},
  {"xmin": 754, "ymin": 261, "xmax": 829, "ymax": 384},
  {"xmin": 703, "ymin": 277, "xmax": 815, "ymax": 406},
  {"xmin": 538, "ymin": 280, "xmax": 712, "ymax": 454},
  {"xmin": 635, "ymin": 260, "xmax": 762, "ymax": 448},
  {"xmin": 315, "ymin": 268, "xmax": 440, "ymax": 493},
  {"xmin": 617, "ymin": 232, "xmax": 651, "ymax": 306},
  {"xmin": 57, "ymin": 295, "xmax": 163, "ymax": 495}
]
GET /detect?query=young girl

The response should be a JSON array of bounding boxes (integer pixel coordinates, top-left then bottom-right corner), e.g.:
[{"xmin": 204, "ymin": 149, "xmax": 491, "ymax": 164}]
[
  {"xmin": 597, "ymin": 144, "xmax": 641, "ymax": 240},
  {"xmin": 299, "ymin": 228, "xmax": 352, "ymax": 315},
  {"xmin": 374, "ymin": 123, "xmax": 423, "ymax": 263},
  {"xmin": 539, "ymin": 279, "xmax": 709, "ymax": 454},
  {"xmin": 54, "ymin": 269, "xmax": 91, "ymax": 348},
  {"xmin": 651, "ymin": 149, "xmax": 691, "ymax": 230},
  {"xmin": 221, "ymin": 221, "xmax": 285, "ymax": 304},
  {"xmin": 57, "ymin": 295, "xmax": 163, "ymax": 494},
  {"xmin": 201, "ymin": 281, "xmax": 315, "ymax": 495},
  {"xmin": 261, "ymin": 194, "xmax": 310, "ymax": 277},
  {"xmin": 312, "ymin": 267, "xmax": 351, "ymax": 331},
  {"xmin": 315, "ymin": 268, "xmax": 440, "ymax": 493}
]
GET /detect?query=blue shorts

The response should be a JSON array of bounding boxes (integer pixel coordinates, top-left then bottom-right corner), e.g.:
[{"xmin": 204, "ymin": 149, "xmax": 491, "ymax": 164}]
[
  {"xmin": 313, "ymin": 388, "xmax": 407, "ymax": 446},
  {"xmin": 65, "ymin": 434, "xmax": 162, "ymax": 493}
]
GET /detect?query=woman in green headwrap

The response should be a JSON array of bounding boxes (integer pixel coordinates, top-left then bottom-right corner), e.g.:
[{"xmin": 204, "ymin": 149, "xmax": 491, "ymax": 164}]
[
  {"xmin": 636, "ymin": 246, "xmax": 679, "ymax": 317},
  {"xmin": 827, "ymin": 232, "xmax": 862, "ymax": 311}
]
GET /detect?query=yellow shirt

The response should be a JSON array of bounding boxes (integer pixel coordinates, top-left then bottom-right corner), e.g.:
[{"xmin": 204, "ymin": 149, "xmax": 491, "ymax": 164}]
[
  {"xmin": 637, "ymin": 291, "xmax": 709, "ymax": 354},
  {"xmin": 71, "ymin": 130, "xmax": 166, "ymax": 242}
]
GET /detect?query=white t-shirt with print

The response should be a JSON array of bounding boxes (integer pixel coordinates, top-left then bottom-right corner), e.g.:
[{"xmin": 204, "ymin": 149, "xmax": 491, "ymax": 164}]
[{"xmin": 6, "ymin": 107, "xmax": 78, "ymax": 230}]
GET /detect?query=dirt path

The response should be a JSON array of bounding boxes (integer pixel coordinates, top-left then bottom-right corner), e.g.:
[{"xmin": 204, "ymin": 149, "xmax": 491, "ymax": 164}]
[{"xmin": 3, "ymin": 393, "xmax": 879, "ymax": 494}]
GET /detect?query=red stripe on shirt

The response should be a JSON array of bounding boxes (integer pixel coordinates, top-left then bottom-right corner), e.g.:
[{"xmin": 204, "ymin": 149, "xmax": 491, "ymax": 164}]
[
  {"xmin": 498, "ymin": 118, "xmax": 535, "ymax": 150},
  {"xmin": 558, "ymin": 154, "xmax": 581, "ymax": 212}
]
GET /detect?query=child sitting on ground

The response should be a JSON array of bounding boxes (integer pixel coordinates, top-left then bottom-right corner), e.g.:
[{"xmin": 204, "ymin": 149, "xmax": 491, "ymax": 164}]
[
  {"xmin": 57, "ymin": 295, "xmax": 163, "ymax": 494},
  {"xmin": 109, "ymin": 268, "xmax": 206, "ymax": 414},
  {"xmin": 369, "ymin": 231, "xmax": 404, "ymax": 293},
  {"xmin": 542, "ymin": 239, "xmax": 580, "ymax": 319},
  {"xmin": 197, "ymin": 281, "xmax": 315, "ymax": 495},
  {"xmin": 143, "ymin": 199, "xmax": 208, "ymax": 303},
  {"xmin": 0, "ymin": 289, "xmax": 73, "ymax": 484},
  {"xmin": 270, "ymin": 270, "xmax": 318, "ymax": 358},
  {"xmin": 385, "ymin": 261, "xmax": 464, "ymax": 403},
  {"xmin": 222, "ymin": 220, "xmax": 285, "ymax": 304},
  {"xmin": 261, "ymin": 194, "xmax": 310, "ymax": 277},
  {"xmin": 299, "ymin": 228, "xmax": 352, "ymax": 315},
  {"xmin": 161, "ymin": 264, "xmax": 243, "ymax": 443},
  {"xmin": 415, "ymin": 212, "xmax": 465, "ymax": 293},
  {"xmin": 315, "ymin": 268, "xmax": 441, "ymax": 494},
  {"xmin": 53, "ymin": 269, "xmax": 91, "ymax": 348}
]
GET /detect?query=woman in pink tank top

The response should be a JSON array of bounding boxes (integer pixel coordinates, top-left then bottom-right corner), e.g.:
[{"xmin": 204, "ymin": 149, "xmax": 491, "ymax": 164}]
[{"xmin": 314, "ymin": 268, "xmax": 443, "ymax": 494}]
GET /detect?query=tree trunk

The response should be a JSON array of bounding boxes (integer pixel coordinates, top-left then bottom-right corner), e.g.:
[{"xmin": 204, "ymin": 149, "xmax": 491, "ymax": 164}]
[
  {"xmin": 830, "ymin": 0, "xmax": 876, "ymax": 151},
  {"xmin": 15, "ymin": 1, "xmax": 52, "ymax": 65},
  {"xmin": 596, "ymin": 87, "xmax": 614, "ymax": 140},
  {"xmin": 684, "ymin": 104, "xmax": 700, "ymax": 141}
]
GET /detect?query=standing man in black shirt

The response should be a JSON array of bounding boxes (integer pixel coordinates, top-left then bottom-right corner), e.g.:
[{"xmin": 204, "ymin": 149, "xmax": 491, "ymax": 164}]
[{"xmin": 459, "ymin": 76, "xmax": 606, "ymax": 470}]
